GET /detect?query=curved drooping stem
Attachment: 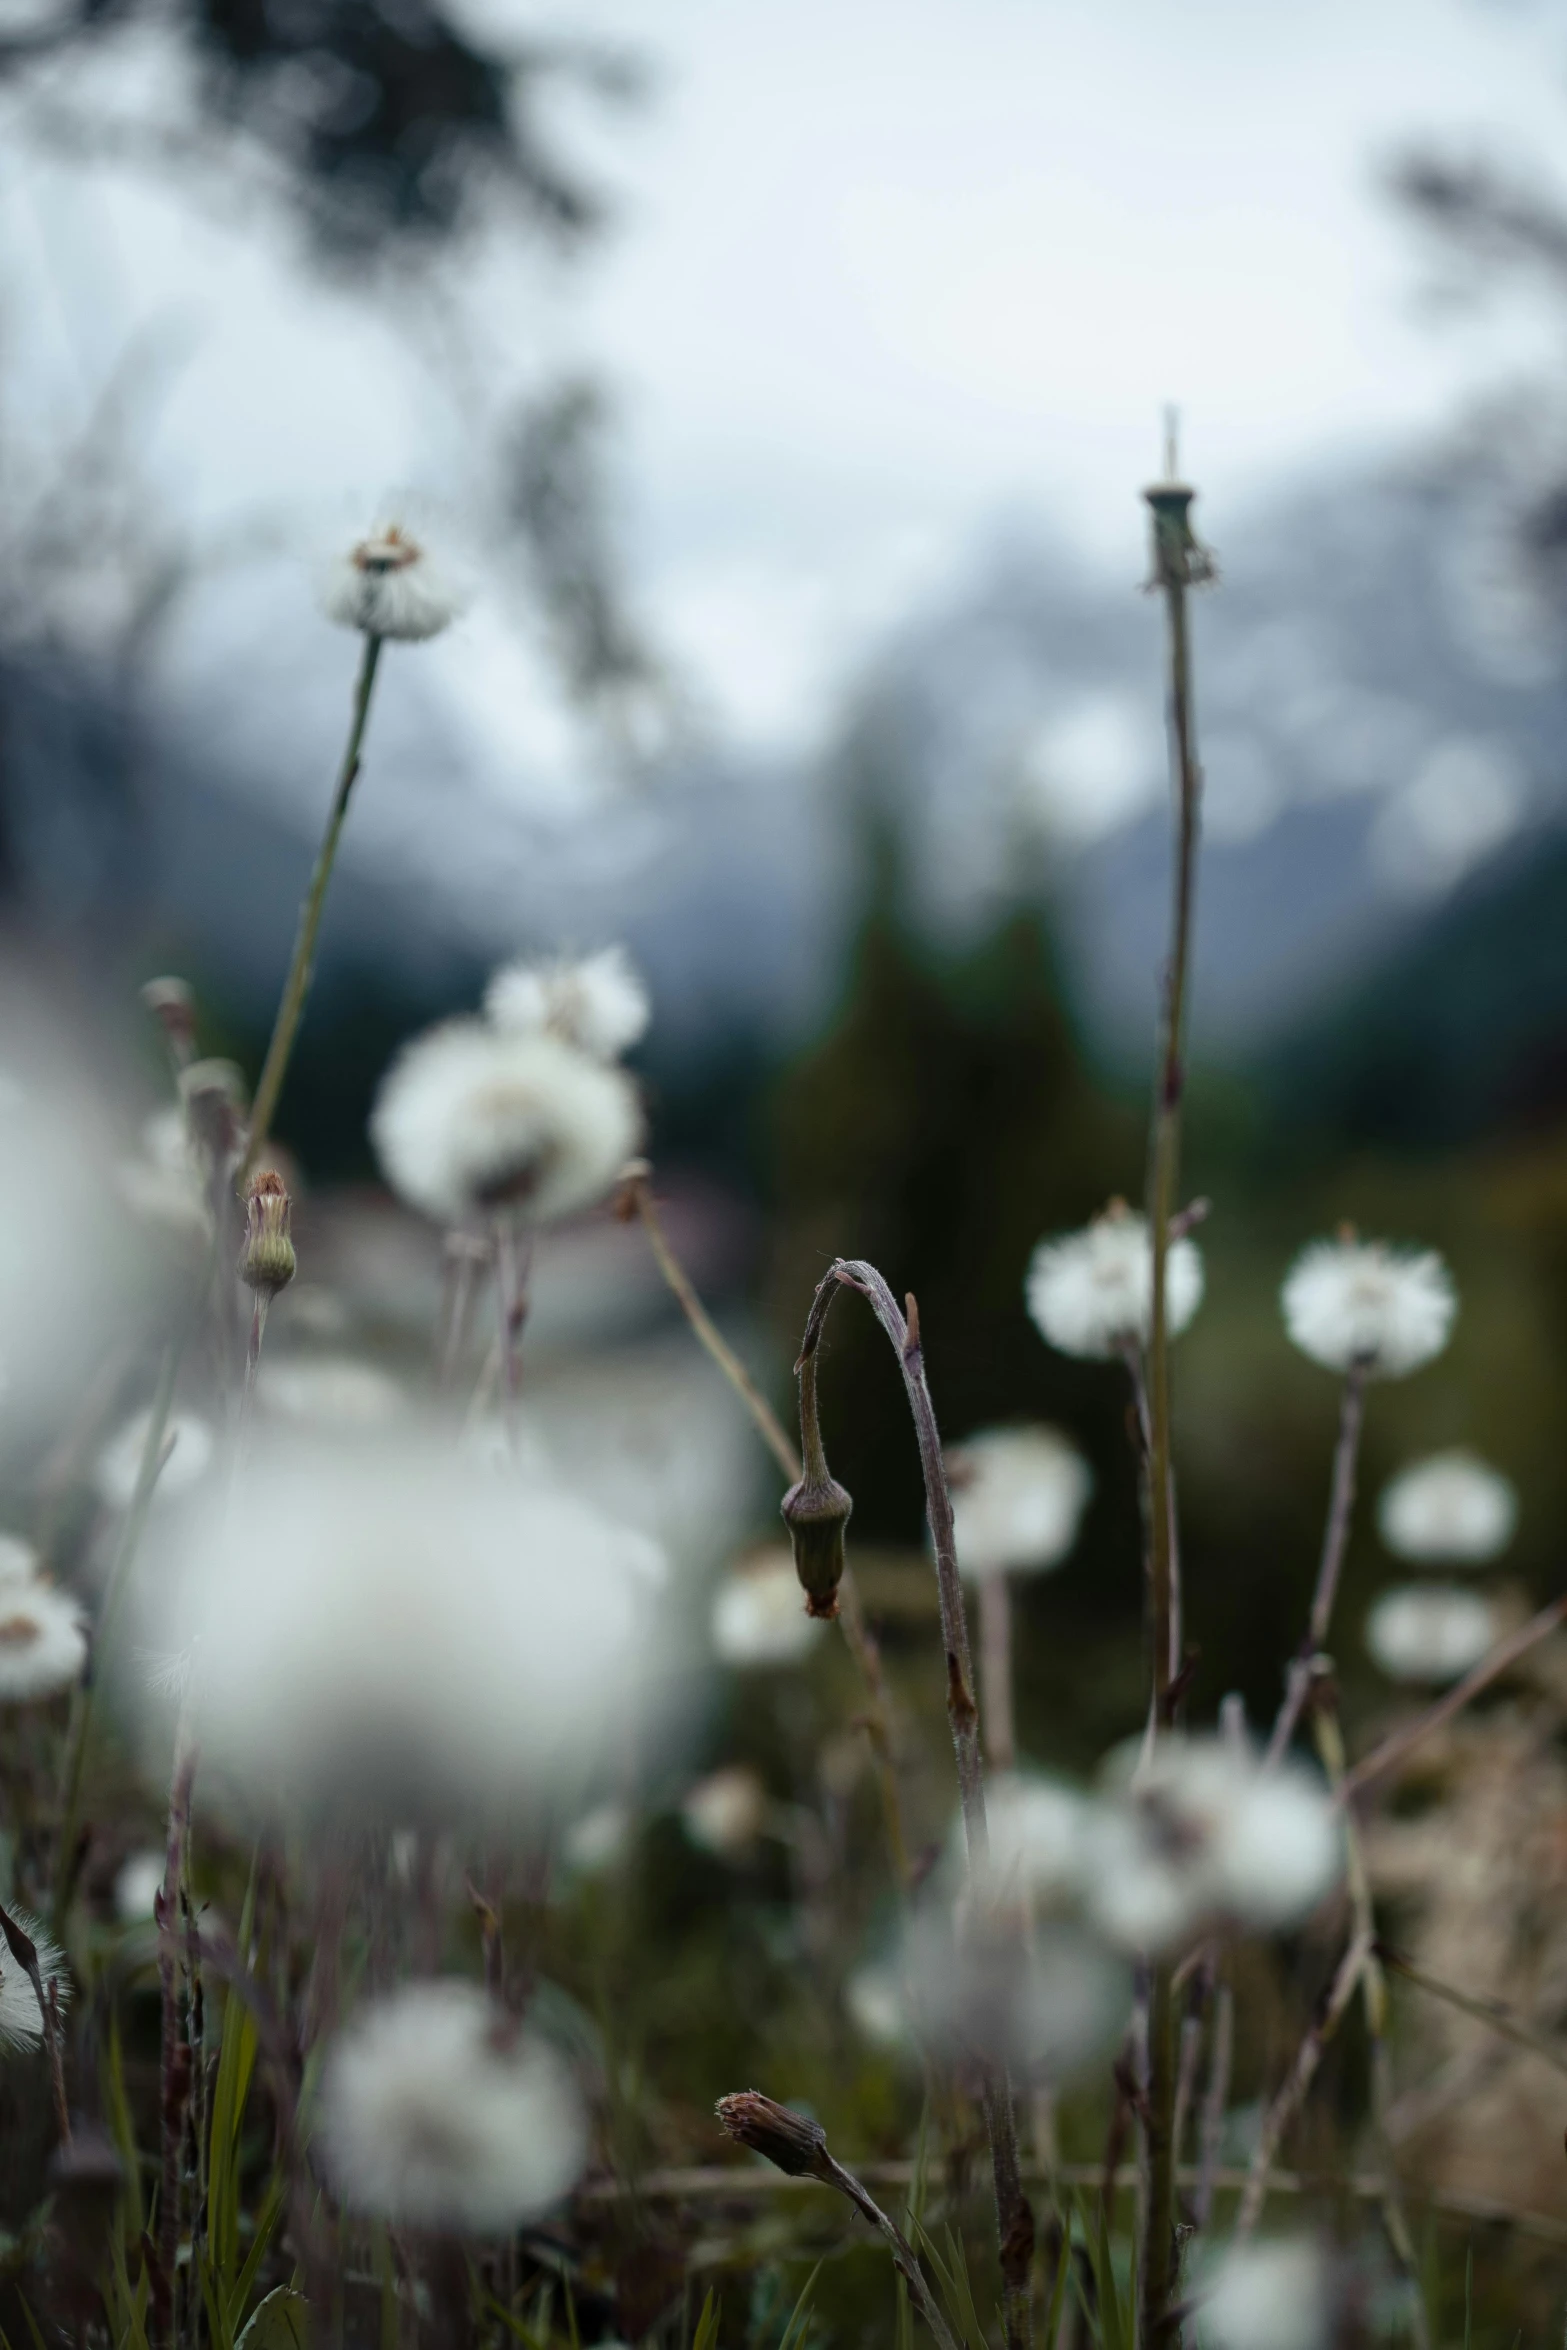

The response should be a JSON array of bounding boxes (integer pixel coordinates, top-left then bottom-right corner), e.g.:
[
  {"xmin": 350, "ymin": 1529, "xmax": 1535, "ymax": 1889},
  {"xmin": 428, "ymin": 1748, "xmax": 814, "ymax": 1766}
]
[
  {"xmin": 244, "ymin": 630, "xmax": 384, "ymax": 1174},
  {"xmin": 797, "ymin": 1260, "xmax": 1034, "ymax": 2350}
]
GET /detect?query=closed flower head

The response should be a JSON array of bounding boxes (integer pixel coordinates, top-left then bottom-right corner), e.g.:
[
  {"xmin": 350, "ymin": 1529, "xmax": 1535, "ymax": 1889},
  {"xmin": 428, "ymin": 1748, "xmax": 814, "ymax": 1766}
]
[
  {"xmin": 324, "ymin": 519, "xmax": 462, "ymax": 642},
  {"xmin": 1281, "ymin": 1235, "xmax": 1455, "ymax": 1378},
  {"xmin": 1377, "ymin": 1448, "xmax": 1516, "ymax": 1564},
  {"xmin": 949, "ymin": 1426, "xmax": 1092, "ymax": 1580},
  {"xmin": 371, "ymin": 1022, "xmax": 641, "ymax": 1230},
  {"xmin": 1366, "ymin": 1582, "xmax": 1494, "ymax": 1684},
  {"xmin": 1026, "ymin": 1204, "xmax": 1203, "ymax": 1360},
  {"xmin": 319, "ymin": 1981, "xmax": 585, "ymax": 2231},
  {"xmin": 485, "ymin": 947, "xmax": 650, "ymax": 1063}
]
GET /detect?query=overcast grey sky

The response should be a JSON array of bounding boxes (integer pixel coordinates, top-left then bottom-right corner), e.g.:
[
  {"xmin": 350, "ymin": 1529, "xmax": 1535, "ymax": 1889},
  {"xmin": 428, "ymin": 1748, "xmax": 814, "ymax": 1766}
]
[{"xmin": 5, "ymin": 0, "xmax": 1567, "ymax": 774}]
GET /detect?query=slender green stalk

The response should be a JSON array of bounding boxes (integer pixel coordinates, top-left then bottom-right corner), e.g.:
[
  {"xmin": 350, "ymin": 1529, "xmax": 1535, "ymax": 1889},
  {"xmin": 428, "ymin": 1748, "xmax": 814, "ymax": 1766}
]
[
  {"xmin": 243, "ymin": 630, "xmax": 384, "ymax": 1173},
  {"xmin": 1138, "ymin": 455, "xmax": 1212, "ymax": 2349}
]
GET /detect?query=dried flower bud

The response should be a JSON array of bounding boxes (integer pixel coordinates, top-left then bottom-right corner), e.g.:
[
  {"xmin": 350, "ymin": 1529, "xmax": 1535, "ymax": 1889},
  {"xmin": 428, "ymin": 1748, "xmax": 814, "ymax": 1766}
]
[
  {"xmin": 715, "ymin": 2091, "xmax": 828, "ymax": 2179},
  {"xmin": 240, "ymin": 1170, "xmax": 296, "ymax": 1296},
  {"xmin": 140, "ymin": 977, "xmax": 196, "ymax": 1063},
  {"xmin": 780, "ymin": 1470, "xmax": 852, "ymax": 1620}
]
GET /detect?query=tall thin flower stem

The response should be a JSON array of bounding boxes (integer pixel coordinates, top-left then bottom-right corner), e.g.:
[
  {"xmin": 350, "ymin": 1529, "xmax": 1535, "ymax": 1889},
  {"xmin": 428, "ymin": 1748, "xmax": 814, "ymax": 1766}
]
[
  {"xmin": 978, "ymin": 1571, "xmax": 1017, "ymax": 1774},
  {"xmin": 625, "ymin": 1169, "xmax": 912, "ymax": 1889},
  {"xmin": 243, "ymin": 631, "xmax": 384, "ymax": 1174},
  {"xmin": 1233, "ymin": 1928, "xmax": 1373, "ymax": 2240},
  {"xmin": 798, "ymin": 1260, "xmax": 1035, "ymax": 2350},
  {"xmin": 1138, "ymin": 454, "xmax": 1212, "ymax": 2350},
  {"xmin": 1265, "ymin": 1365, "xmax": 1367, "ymax": 1768},
  {"xmin": 1339, "ymin": 1590, "xmax": 1567, "ymax": 1803}
]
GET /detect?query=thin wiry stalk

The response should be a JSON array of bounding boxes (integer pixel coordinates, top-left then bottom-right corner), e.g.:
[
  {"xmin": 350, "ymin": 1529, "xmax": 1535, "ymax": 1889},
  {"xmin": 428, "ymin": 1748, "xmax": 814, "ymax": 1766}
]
[
  {"xmin": 1192, "ymin": 1978, "xmax": 1232, "ymax": 2231},
  {"xmin": 798, "ymin": 1260, "xmax": 1034, "ymax": 2350},
  {"xmin": 1233, "ymin": 1928, "xmax": 1373, "ymax": 2240},
  {"xmin": 1138, "ymin": 449, "xmax": 1212, "ymax": 2350},
  {"xmin": 628, "ymin": 1168, "xmax": 912, "ymax": 1888},
  {"xmin": 243, "ymin": 629, "xmax": 384, "ymax": 1173},
  {"xmin": 1339, "ymin": 1591, "xmax": 1567, "ymax": 1802},
  {"xmin": 1265, "ymin": 1366, "xmax": 1367, "ymax": 1768}
]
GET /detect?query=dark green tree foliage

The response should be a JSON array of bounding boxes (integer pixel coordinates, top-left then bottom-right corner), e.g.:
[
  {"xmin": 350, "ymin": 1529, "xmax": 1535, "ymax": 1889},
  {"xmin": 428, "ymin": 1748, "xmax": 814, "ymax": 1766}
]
[{"xmin": 769, "ymin": 888, "xmax": 1148, "ymax": 1671}]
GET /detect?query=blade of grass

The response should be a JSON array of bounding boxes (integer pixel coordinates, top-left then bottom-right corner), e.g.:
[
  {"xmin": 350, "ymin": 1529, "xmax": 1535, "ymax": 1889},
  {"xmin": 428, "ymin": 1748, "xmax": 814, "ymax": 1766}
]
[
  {"xmin": 778, "ymin": 2258, "xmax": 825, "ymax": 2350},
  {"xmin": 691, "ymin": 2288, "xmax": 721, "ymax": 2350}
]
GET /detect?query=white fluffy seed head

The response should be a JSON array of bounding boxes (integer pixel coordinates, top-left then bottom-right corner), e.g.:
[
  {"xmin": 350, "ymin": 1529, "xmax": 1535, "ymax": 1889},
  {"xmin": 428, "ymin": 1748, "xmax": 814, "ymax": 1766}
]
[
  {"xmin": 0, "ymin": 1536, "xmax": 39, "ymax": 1586},
  {"xmin": 907, "ymin": 1904, "xmax": 1129, "ymax": 2079},
  {"xmin": 0, "ymin": 1911, "xmax": 69, "ymax": 2050},
  {"xmin": 371, "ymin": 1022, "xmax": 641, "ymax": 1230},
  {"xmin": 322, "ymin": 520, "xmax": 463, "ymax": 642},
  {"xmin": 318, "ymin": 1982, "xmax": 585, "ymax": 2231},
  {"xmin": 255, "ymin": 1356, "xmax": 407, "ymax": 1432},
  {"xmin": 1197, "ymin": 2238, "xmax": 1332, "ymax": 2350},
  {"xmin": 1025, "ymin": 1207, "xmax": 1203, "ymax": 1360},
  {"xmin": 117, "ymin": 1109, "xmax": 209, "ymax": 1243},
  {"xmin": 140, "ymin": 1439, "xmax": 677, "ymax": 1822},
  {"xmin": 949, "ymin": 1426, "xmax": 1092, "ymax": 1581},
  {"xmin": 1084, "ymin": 1738, "xmax": 1342, "ymax": 1954},
  {"xmin": 1377, "ymin": 1449, "xmax": 1517, "ymax": 1564},
  {"xmin": 115, "ymin": 1850, "xmax": 165, "ymax": 1923},
  {"xmin": 0, "ymin": 1581, "xmax": 86, "ymax": 1702},
  {"xmin": 1281, "ymin": 1237, "xmax": 1455, "ymax": 1378},
  {"xmin": 95, "ymin": 1409, "xmax": 215, "ymax": 1512},
  {"xmin": 1365, "ymin": 1582, "xmax": 1495, "ymax": 1684},
  {"xmin": 711, "ymin": 1551, "xmax": 826, "ymax": 1668},
  {"xmin": 484, "ymin": 947, "xmax": 650, "ymax": 1063},
  {"xmin": 964, "ymin": 1772, "xmax": 1088, "ymax": 1910},
  {"xmin": 680, "ymin": 1765, "xmax": 767, "ymax": 1858}
]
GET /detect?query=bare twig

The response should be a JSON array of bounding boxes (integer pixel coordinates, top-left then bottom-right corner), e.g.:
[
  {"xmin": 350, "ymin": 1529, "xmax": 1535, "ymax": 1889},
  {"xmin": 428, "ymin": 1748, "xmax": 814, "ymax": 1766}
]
[
  {"xmin": 1340, "ymin": 1593, "xmax": 1567, "ymax": 1803},
  {"xmin": 1233, "ymin": 1930, "xmax": 1373, "ymax": 2240},
  {"xmin": 1379, "ymin": 1947, "xmax": 1567, "ymax": 2081},
  {"xmin": 1265, "ymin": 1365, "xmax": 1367, "ymax": 1768}
]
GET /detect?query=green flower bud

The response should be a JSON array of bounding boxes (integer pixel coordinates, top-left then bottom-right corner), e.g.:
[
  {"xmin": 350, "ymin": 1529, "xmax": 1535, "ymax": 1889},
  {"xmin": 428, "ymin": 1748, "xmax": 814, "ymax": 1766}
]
[
  {"xmin": 780, "ymin": 1469, "xmax": 852, "ymax": 1621},
  {"xmin": 239, "ymin": 1168, "xmax": 296, "ymax": 1296}
]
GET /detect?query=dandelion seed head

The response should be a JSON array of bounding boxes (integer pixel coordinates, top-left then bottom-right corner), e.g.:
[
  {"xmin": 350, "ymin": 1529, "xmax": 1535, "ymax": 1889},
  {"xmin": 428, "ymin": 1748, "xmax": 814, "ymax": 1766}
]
[
  {"xmin": 561, "ymin": 1801, "xmax": 632, "ymax": 1877},
  {"xmin": 370, "ymin": 1022, "xmax": 641, "ymax": 1230},
  {"xmin": 681, "ymin": 1765, "xmax": 766, "ymax": 1858},
  {"xmin": 711, "ymin": 1551, "xmax": 826, "ymax": 1668},
  {"xmin": 0, "ymin": 1910, "xmax": 69, "ymax": 2050},
  {"xmin": 1281, "ymin": 1237, "xmax": 1455, "ymax": 1378},
  {"xmin": 909, "ymin": 1905, "xmax": 1129, "ymax": 2079},
  {"xmin": 95, "ymin": 1409, "xmax": 215, "ymax": 1512},
  {"xmin": 1025, "ymin": 1207, "xmax": 1203, "ymax": 1360},
  {"xmin": 1085, "ymin": 1738, "xmax": 1341, "ymax": 1953},
  {"xmin": 143, "ymin": 1439, "xmax": 678, "ymax": 1820},
  {"xmin": 949, "ymin": 1426, "xmax": 1092, "ymax": 1581},
  {"xmin": 845, "ymin": 1963, "xmax": 908, "ymax": 2050},
  {"xmin": 0, "ymin": 1581, "xmax": 86, "ymax": 1702},
  {"xmin": 1196, "ymin": 2238, "xmax": 1331, "ymax": 2350},
  {"xmin": 255, "ymin": 1355, "xmax": 407, "ymax": 1431},
  {"xmin": 318, "ymin": 1981, "xmax": 585, "ymax": 2230},
  {"xmin": 1365, "ymin": 1582, "xmax": 1495, "ymax": 1685},
  {"xmin": 0, "ymin": 1536, "xmax": 39, "ymax": 1586},
  {"xmin": 966, "ymin": 1771, "xmax": 1089, "ymax": 1909},
  {"xmin": 485, "ymin": 947, "xmax": 650, "ymax": 1063},
  {"xmin": 323, "ymin": 518, "xmax": 464, "ymax": 642},
  {"xmin": 116, "ymin": 1109, "xmax": 208, "ymax": 1242},
  {"xmin": 1377, "ymin": 1449, "xmax": 1516, "ymax": 1564}
]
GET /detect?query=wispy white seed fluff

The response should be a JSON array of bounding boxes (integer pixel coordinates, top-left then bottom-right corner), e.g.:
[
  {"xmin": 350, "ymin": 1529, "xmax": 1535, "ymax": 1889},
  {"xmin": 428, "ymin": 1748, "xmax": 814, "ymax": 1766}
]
[
  {"xmin": 116, "ymin": 1108, "xmax": 209, "ymax": 1242},
  {"xmin": 1196, "ymin": 2238, "xmax": 1331, "ymax": 2350},
  {"xmin": 1025, "ymin": 1207, "xmax": 1203, "ymax": 1360},
  {"xmin": 0, "ymin": 1582, "xmax": 86, "ymax": 1701},
  {"xmin": 484, "ymin": 947, "xmax": 650, "ymax": 1063},
  {"xmin": 711, "ymin": 1552, "xmax": 826, "ymax": 1668},
  {"xmin": 0, "ymin": 1911, "xmax": 69, "ymax": 2050},
  {"xmin": 1365, "ymin": 1582, "xmax": 1495, "ymax": 1684},
  {"xmin": 964, "ymin": 1771, "xmax": 1088, "ymax": 1909},
  {"xmin": 318, "ymin": 1981, "xmax": 585, "ymax": 2231},
  {"xmin": 844, "ymin": 1963, "xmax": 909, "ymax": 2050},
  {"xmin": 680, "ymin": 1765, "xmax": 767, "ymax": 1857},
  {"xmin": 371, "ymin": 1022, "xmax": 641, "ymax": 1229},
  {"xmin": 255, "ymin": 1355, "xmax": 407, "ymax": 1431},
  {"xmin": 95, "ymin": 1409, "xmax": 215, "ymax": 1512},
  {"xmin": 143, "ymin": 1440, "xmax": 677, "ymax": 1820},
  {"xmin": 1281, "ymin": 1237, "xmax": 1455, "ymax": 1378},
  {"xmin": 908, "ymin": 1905, "xmax": 1129, "ymax": 2079},
  {"xmin": 1377, "ymin": 1449, "xmax": 1517, "ymax": 1564},
  {"xmin": 1085, "ymin": 1739, "xmax": 1342, "ymax": 1954},
  {"xmin": 323, "ymin": 520, "xmax": 463, "ymax": 642},
  {"xmin": 949, "ymin": 1426, "xmax": 1092, "ymax": 1581}
]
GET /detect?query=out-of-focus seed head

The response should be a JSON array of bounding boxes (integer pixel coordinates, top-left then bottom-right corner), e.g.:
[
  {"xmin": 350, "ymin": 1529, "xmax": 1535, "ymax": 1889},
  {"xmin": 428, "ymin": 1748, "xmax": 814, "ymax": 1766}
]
[
  {"xmin": 239, "ymin": 1169, "xmax": 296, "ymax": 1297},
  {"xmin": 780, "ymin": 1470, "xmax": 853, "ymax": 1619},
  {"xmin": 139, "ymin": 977, "xmax": 196, "ymax": 1062},
  {"xmin": 715, "ymin": 2090, "xmax": 828, "ymax": 2178}
]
